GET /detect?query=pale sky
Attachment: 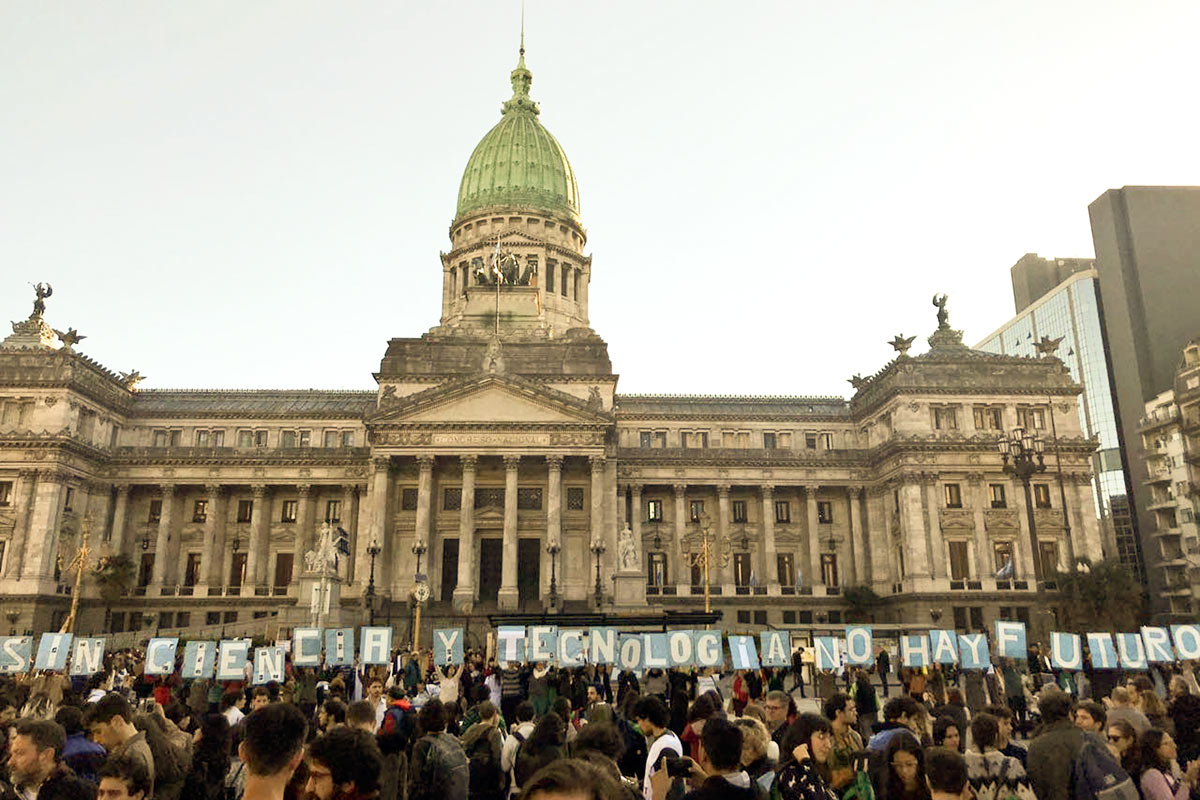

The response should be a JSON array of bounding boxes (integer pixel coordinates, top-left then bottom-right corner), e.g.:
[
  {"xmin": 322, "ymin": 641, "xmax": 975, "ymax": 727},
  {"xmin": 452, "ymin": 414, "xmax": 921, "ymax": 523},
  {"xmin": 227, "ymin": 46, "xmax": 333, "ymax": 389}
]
[{"xmin": 3, "ymin": 2, "xmax": 1198, "ymax": 396}]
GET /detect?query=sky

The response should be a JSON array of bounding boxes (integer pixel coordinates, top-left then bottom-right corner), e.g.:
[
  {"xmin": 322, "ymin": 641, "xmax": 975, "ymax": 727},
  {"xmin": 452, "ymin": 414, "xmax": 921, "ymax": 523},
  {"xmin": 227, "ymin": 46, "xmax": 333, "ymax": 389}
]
[{"xmin": 3, "ymin": 1, "xmax": 1199, "ymax": 397}]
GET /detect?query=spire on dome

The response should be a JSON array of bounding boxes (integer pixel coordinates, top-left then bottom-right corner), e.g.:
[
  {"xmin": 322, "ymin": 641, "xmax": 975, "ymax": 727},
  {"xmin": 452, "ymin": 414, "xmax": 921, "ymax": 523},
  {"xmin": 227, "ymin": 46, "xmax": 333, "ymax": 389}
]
[{"xmin": 503, "ymin": 8, "xmax": 538, "ymax": 116}]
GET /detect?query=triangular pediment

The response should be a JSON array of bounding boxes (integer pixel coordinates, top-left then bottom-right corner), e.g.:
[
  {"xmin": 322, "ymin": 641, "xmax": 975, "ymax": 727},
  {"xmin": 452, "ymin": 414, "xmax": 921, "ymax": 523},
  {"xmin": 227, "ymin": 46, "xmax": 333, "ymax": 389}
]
[{"xmin": 368, "ymin": 374, "xmax": 610, "ymax": 426}]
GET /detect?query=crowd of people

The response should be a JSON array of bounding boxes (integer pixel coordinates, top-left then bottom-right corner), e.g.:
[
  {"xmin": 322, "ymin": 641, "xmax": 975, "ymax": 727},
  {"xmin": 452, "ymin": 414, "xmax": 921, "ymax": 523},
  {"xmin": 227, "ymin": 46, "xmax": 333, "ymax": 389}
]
[{"xmin": 2, "ymin": 644, "xmax": 1200, "ymax": 800}]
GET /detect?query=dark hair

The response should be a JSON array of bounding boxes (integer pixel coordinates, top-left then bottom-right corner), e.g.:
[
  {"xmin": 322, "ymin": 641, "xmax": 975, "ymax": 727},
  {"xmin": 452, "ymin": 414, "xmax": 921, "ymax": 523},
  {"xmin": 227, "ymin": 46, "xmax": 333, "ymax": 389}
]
[
  {"xmin": 477, "ymin": 701, "xmax": 498, "ymax": 721},
  {"xmin": 632, "ymin": 695, "xmax": 670, "ymax": 729},
  {"xmin": 822, "ymin": 693, "xmax": 852, "ymax": 720},
  {"xmin": 99, "ymin": 754, "xmax": 152, "ymax": 798},
  {"xmin": 195, "ymin": 713, "xmax": 232, "ymax": 772},
  {"xmin": 515, "ymin": 758, "xmax": 622, "ymax": 800},
  {"xmin": 970, "ymin": 713, "xmax": 1000, "ymax": 751},
  {"xmin": 699, "ymin": 717, "xmax": 743, "ymax": 772},
  {"xmin": 884, "ymin": 736, "xmax": 928, "ymax": 800},
  {"xmin": 687, "ymin": 692, "xmax": 722, "ymax": 725},
  {"xmin": 241, "ymin": 703, "xmax": 308, "ymax": 777},
  {"xmin": 251, "ymin": 687, "xmax": 270, "ymax": 699},
  {"xmin": 83, "ymin": 693, "xmax": 132, "ymax": 726},
  {"xmin": 14, "ymin": 719, "xmax": 66, "ymax": 760},
  {"xmin": 779, "ymin": 713, "xmax": 832, "ymax": 767},
  {"xmin": 925, "ymin": 747, "xmax": 968, "ymax": 794},
  {"xmin": 346, "ymin": 701, "xmax": 376, "ymax": 729},
  {"xmin": 982, "ymin": 703, "xmax": 1013, "ymax": 722},
  {"xmin": 1039, "ymin": 690, "xmax": 1073, "ymax": 723},
  {"xmin": 931, "ymin": 716, "xmax": 959, "ymax": 749},
  {"xmin": 515, "ymin": 700, "xmax": 536, "ymax": 723},
  {"xmin": 307, "ymin": 727, "xmax": 383, "ymax": 794},
  {"xmin": 219, "ymin": 692, "xmax": 242, "ymax": 712},
  {"xmin": 54, "ymin": 705, "xmax": 85, "ymax": 736},
  {"xmin": 1077, "ymin": 700, "xmax": 1107, "ymax": 727},
  {"xmin": 574, "ymin": 722, "xmax": 624, "ymax": 762},
  {"xmin": 551, "ymin": 697, "xmax": 571, "ymax": 722},
  {"xmin": 387, "ymin": 685, "xmax": 406, "ymax": 701},
  {"xmin": 419, "ymin": 698, "xmax": 446, "ymax": 734},
  {"xmin": 1138, "ymin": 728, "xmax": 1171, "ymax": 775},
  {"xmin": 883, "ymin": 695, "xmax": 922, "ymax": 722},
  {"xmin": 322, "ymin": 700, "xmax": 347, "ymax": 724},
  {"xmin": 945, "ymin": 688, "xmax": 965, "ymax": 706},
  {"xmin": 527, "ymin": 712, "xmax": 566, "ymax": 751}
]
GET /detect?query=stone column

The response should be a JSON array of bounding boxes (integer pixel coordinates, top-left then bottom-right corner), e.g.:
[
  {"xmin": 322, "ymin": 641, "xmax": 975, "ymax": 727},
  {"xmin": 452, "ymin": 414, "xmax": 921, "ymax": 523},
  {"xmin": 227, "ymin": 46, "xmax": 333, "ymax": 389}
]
[
  {"xmin": 717, "ymin": 485, "xmax": 733, "ymax": 587},
  {"xmin": 244, "ymin": 485, "xmax": 268, "ymax": 595},
  {"xmin": 673, "ymin": 484, "xmax": 687, "ymax": 573},
  {"xmin": 589, "ymin": 456, "xmax": 605, "ymax": 547},
  {"xmin": 804, "ymin": 485, "xmax": 822, "ymax": 591},
  {"xmin": 200, "ymin": 484, "xmax": 225, "ymax": 591},
  {"xmin": 970, "ymin": 475, "xmax": 990, "ymax": 581},
  {"xmin": 546, "ymin": 456, "xmax": 563, "ymax": 599},
  {"xmin": 109, "ymin": 484, "xmax": 130, "ymax": 558},
  {"xmin": 899, "ymin": 482, "xmax": 930, "ymax": 579},
  {"xmin": 415, "ymin": 456, "xmax": 434, "ymax": 550},
  {"xmin": 499, "ymin": 455, "xmax": 521, "ymax": 610},
  {"xmin": 923, "ymin": 479, "xmax": 947, "ymax": 579},
  {"xmin": 343, "ymin": 484, "xmax": 360, "ymax": 582},
  {"xmin": 848, "ymin": 487, "xmax": 865, "ymax": 587},
  {"xmin": 148, "ymin": 485, "xmax": 175, "ymax": 588},
  {"xmin": 452, "ymin": 455, "xmax": 477, "ymax": 612},
  {"xmin": 85, "ymin": 483, "xmax": 112, "ymax": 548},
  {"xmin": 629, "ymin": 484, "xmax": 643, "ymax": 551},
  {"xmin": 1011, "ymin": 478, "xmax": 1037, "ymax": 579},
  {"xmin": 293, "ymin": 484, "xmax": 312, "ymax": 589},
  {"xmin": 1075, "ymin": 477, "xmax": 1103, "ymax": 563},
  {"xmin": 359, "ymin": 458, "xmax": 391, "ymax": 593},
  {"xmin": 761, "ymin": 486, "xmax": 779, "ymax": 592},
  {"xmin": 23, "ymin": 474, "xmax": 65, "ymax": 580},
  {"xmin": 6, "ymin": 471, "xmax": 37, "ymax": 579},
  {"xmin": 867, "ymin": 489, "xmax": 890, "ymax": 587}
]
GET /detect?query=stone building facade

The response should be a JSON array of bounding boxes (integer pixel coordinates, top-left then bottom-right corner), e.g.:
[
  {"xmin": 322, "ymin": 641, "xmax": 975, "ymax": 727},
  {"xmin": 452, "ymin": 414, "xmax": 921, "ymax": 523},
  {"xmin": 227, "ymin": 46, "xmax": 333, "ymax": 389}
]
[{"xmin": 0, "ymin": 49, "xmax": 1102, "ymax": 640}]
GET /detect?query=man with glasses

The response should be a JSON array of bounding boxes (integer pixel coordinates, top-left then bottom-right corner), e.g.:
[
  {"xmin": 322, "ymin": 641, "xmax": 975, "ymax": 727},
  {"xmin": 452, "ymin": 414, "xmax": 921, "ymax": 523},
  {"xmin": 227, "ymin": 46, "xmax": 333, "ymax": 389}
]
[
  {"xmin": 304, "ymin": 727, "xmax": 383, "ymax": 800},
  {"xmin": 763, "ymin": 691, "xmax": 793, "ymax": 750}
]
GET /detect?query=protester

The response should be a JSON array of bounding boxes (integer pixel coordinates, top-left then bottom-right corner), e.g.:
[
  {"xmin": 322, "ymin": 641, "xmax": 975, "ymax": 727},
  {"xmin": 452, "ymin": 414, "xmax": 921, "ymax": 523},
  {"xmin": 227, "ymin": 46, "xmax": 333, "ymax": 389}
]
[
  {"xmin": 931, "ymin": 689, "xmax": 968, "ymax": 742},
  {"xmin": 345, "ymin": 702, "xmax": 376, "ymax": 735},
  {"xmin": 304, "ymin": 727, "xmax": 383, "ymax": 800},
  {"xmin": 55, "ymin": 707, "xmax": 106, "ymax": 785},
  {"xmin": 1168, "ymin": 675, "xmax": 1200, "ymax": 763},
  {"xmin": 0, "ymin": 719, "xmax": 95, "ymax": 800},
  {"xmin": 632, "ymin": 696, "xmax": 681, "ymax": 800},
  {"xmin": 237, "ymin": 704, "xmax": 307, "ymax": 800},
  {"xmin": 1107, "ymin": 719, "xmax": 1140, "ymax": 774},
  {"xmin": 980, "ymin": 704, "xmax": 1025, "ymax": 767},
  {"xmin": 1026, "ymin": 690, "xmax": 1084, "ymax": 800},
  {"xmin": 516, "ymin": 758, "xmax": 624, "ymax": 800},
  {"xmin": 763, "ymin": 691, "xmax": 792, "ymax": 750},
  {"xmin": 461, "ymin": 701, "xmax": 505, "ymax": 800},
  {"xmin": 884, "ymin": 736, "xmax": 930, "ymax": 800},
  {"xmin": 964, "ymin": 713, "xmax": 1033, "ymax": 800},
  {"xmin": 514, "ymin": 713, "xmax": 566, "ymax": 791},
  {"xmin": 97, "ymin": 755, "xmax": 152, "ymax": 800},
  {"xmin": 408, "ymin": 698, "xmax": 468, "ymax": 800},
  {"xmin": 931, "ymin": 717, "xmax": 961, "ymax": 753},
  {"xmin": 851, "ymin": 668, "xmax": 879, "ymax": 741},
  {"xmin": 1106, "ymin": 687, "xmax": 1151, "ymax": 734},
  {"xmin": 180, "ymin": 713, "xmax": 231, "ymax": 800},
  {"xmin": 572, "ymin": 723, "xmax": 640, "ymax": 799},
  {"xmin": 84, "ymin": 695, "xmax": 156, "ymax": 793},
  {"xmin": 1075, "ymin": 700, "xmax": 1106, "ymax": 733},
  {"xmin": 1136, "ymin": 729, "xmax": 1199, "ymax": 800},
  {"xmin": 925, "ymin": 748, "xmax": 970, "ymax": 800},
  {"xmin": 776, "ymin": 713, "xmax": 838, "ymax": 800},
  {"xmin": 822, "ymin": 693, "xmax": 862, "ymax": 791},
  {"xmin": 648, "ymin": 717, "xmax": 755, "ymax": 800}
]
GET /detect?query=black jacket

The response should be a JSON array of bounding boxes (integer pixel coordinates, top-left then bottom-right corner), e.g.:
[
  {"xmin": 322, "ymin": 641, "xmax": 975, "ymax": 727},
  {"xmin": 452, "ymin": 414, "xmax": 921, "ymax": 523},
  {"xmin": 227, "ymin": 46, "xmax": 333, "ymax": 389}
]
[
  {"xmin": 0, "ymin": 764, "xmax": 96, "ymax": 800},
  {"xmin": 684, "ymin": 775, "xmax": 762, "ymax": 800}
]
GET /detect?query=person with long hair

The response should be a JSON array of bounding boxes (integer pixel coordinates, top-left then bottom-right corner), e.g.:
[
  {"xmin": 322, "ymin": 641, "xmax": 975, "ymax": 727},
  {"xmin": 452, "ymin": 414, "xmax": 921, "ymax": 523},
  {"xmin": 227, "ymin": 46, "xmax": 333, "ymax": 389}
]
[
  {"xmin": 776, "ymin": 713, "xmax": 838, "ymax": 800},
  {"xmin": 514, "ymin": 712, "xmax": 566, "ymax": 790},
  {"xmin": 931, "ymin": 717, "xmax": 961, "ymax": 754},
  {"xmin": 1107, "ymin": 719, "xmax": 1140, "ymax": 776},
  {"xmin": 964, "ymin": 713, "xmax": 1034, "ymax": 800},
  {"xmin": 884, "ymin": 737, "xmax": 931, "ymax": 800},
  {"xmin": 1137, "ymin": 729, "xmax": 1200, "ymax": 800},
  {"xmin": 181, "ymin": 713, "xmax": 232, "ymax": 800}
]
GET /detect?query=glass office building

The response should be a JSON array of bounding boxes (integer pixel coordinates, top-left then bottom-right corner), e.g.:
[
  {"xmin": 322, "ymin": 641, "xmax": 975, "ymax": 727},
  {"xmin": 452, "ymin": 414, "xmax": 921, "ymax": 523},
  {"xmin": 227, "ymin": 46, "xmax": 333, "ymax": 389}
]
[{"xmin": 976, "ymin": 269, "xmax": 1142, "ymax": 576}]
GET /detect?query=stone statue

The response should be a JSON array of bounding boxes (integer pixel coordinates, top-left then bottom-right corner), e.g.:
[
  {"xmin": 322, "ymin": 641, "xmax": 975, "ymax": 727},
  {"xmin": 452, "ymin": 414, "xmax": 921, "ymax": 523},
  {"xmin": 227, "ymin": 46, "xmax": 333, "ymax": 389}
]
[
  {"xmin": 483, "ymin": 336, "xmax": 505, "ymax": 373},
  {"xmin": 305, "ymin": 523, "xmax": 338, "ymax": 573},
  {"xmin": 932, "ymin": 294, "xmax": 950, "ymax": 329},
  {"xmin": 587, "ymin": 385, "xmax": 602, "ymax": 411},
  {"xmin": 54, "ymin": 327, "xmax": 85, "ymax": 351},
  {"xmin": 889, "ymin": 334, "xmax": 916, "ymax": 356},
  {"xmin": 848, "ymin": 374, "xmax": 867, "ymax": 390},
  {"xmin": 31, "ymin": 283, "xmax": 52, "ymax": 318},
  {"xmin": 1035, "ymin": 335, "xmax": 1064, "ymax": 356},
  {"xmin": 119, "ymin": 370, "xmax": 145, "ymax": 391},
  {"xmin": 519, "ymin": 258, "xmax": 538, "ymax": 286},
  {"xmin": 618, "ymin": 523, "xmax": 639, "ymax": 571}
]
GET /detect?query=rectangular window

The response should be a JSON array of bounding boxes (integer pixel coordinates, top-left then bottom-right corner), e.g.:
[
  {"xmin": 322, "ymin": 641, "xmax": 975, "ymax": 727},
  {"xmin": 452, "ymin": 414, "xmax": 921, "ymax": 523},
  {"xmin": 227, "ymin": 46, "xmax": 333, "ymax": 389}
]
[
  {"xmin": 686, "ymin": 431, "xmax": 708, "ymax": 448},
  {"xmin": 1017, "ymin": 406, "xmax": 1046, "ymax": 430},
  {"xmin": 974, "ymin": 406, "xmax": 1004, "ymax": 431},
  {"xmin": 324, "ymin": 500, "xmax": 341, "ymax": 523},
  {"xmin": 734, "ymin": 552, "xmax": 752, "ymax": 586},
  {"xmin": 994, "ymin": 541, "xmax": 1015, "ymax": 575},
  {"xmin": 763, "ymin": 432, "xmax": 777, "ymax": 449},
  {"xmin": 138, "ymin": 554, "xmax": 154, "ymax": 587},
  {"xmin": 989, "ymin": 484, "xmax": 1007, "ymax": 508},
  {"xmin": 443, "ymin": 488, "xmax": 462, "ymax": 511},
  {"xmin": 475, "ymin": 487, "xmax": 505, "ymax": 508},
  {"xmin": 953, "ymin": 607, "xmax": 968, "ymax": 630},
  {"xmin": 1034, "ymin": 484, "xmax": 1052, "ymax": 508},
  {"xmin": 783, "ymin": 610, "xmax": 797, "ymax": 625},
  {"xmin": 805, "ymin": 433, "xmax": 818, "ymax": 449},
  {"xmin": 192, "ymin": 500, "xmax": 207, "ymax": 523},
  {"xmin": 639, "ymin": 431, "xmax": 652, "ymax": 448},
  {"xmin": 654, "ymin": 432, "xmax": 667, "ymax": 448},
  {"xmin": 255, "ymin": 430, "xmax": 268, "ymax": 447},
  {"xmin": 1039, "ymin": 540, "xmax": 1059, "ymax": 576},
  {"xmin": 944, "ymin": 483, "xmax": 962, "ymax": 508},
  {"xmin": 341, "ymin": 431, "xmax": 354, "ymax": 447},
  {"xmin": 238, "ymin": 429, "xmax": 254, "ymax": 448},
  {"xmin": 401, "ymin": 488, "xmax": 419, "ymax": 511},
  {"xmin": 206, "ymin": 612, "xmax": 220, "ymax": 626},
  {"xmin": 237, "ymin": 500, "xmax": 253, "ymax": 523},
  {"xmin": 647, "ymin": 499, "xmax": 664, "ymax": 522},
  {"xmin": 0, "ymin": 482, "xmax": 10, "ymax": 506},
  {"xmin": 184, "ymin": 553, "xmax": 201, "ymax": 587},
  {"xmin": 970, "ymin": 607, "xmax": 985, "ymax": 631},
  {"xmin": 280, "ymin": 500, "xmax": 298, "ymax": 523},
  {"xmin": 546, "ymin": 262, "xmax": 555, "ymax": 293},
  {"xmin": 274, "ymin": 553, "xmax": 294, "ymax": 588},
  {"xmin": 933, "ymin": 407, "xmax": 958, "ymax": 430},
  {"xmin": 948, "ymin": 540, "xmax": 970, "ymax": 580},
  {"xmin": 153, "ymin": 429, "xmax": 167, "ymax": 447},
  {"xmin": 821, "ymin": 553, "xmax": 839, "ymax": 588},
  {"xmin": 775, "ymin": 500, "xmax": 791, "ymax": 523},
  {"xmin": 169, "ymin": 430, "xmax": 181, "ymax": 447},
  {"xmin": 777, "ymin": 553, "xmax": 795, "ymax": 586},
  {"xmin": 516, "ymin": 488, "xmax": 543, "ymax": 510},
  {"xmin": 820, "ymin": 433, "xmax": 834, "ymax": 450},
  {"xmin": 281, "ymin": 431, "xmax": 296, "ymax": 448},
  {"xmin": 689, "ymin": 500, "xmax": 705, "ymax": 522},
  {"xmin": 324, "ymin": 430, "xmax": 338, "ymax": 448},
  {"xmin": 732, "ymin": 500, "xmax": 747, "ymax": 523},
  {"xmin": 817, "ymin": 501, "xmax": 833, "ymax": 524},
  {"xmin": 737, "ymin": 610, "xmax": 751, "ymax": 624},
  {"xmin": 560, "ymin": 265, "xmax": 568, "ymax": 297},
  {"xmin": 648, "ymin": 552, "xmax": 667, "ymax": 587},
  {"xmin": 148, "ymin": 499, "xmax": 162, "ymax": 523},
  {"xmin": 566, "ymin": 487, "xmax": 586, "ymax": 511},
  {"xmin": 229, "ymin": 553, "xmax": 247, "ymax": 589},
  {"xmin": 212, "ymin": 429, "xmax": 224, "ymax": 447},
  {"xmin": 195, "ymin": 430, "xmax": 210, "ymax": 447},
  {"xmin": 63, "ymin": 487, "xmax": 74, "ymax": 511},
  {"xmin": 298, "ymin": 430, "xmax": 311, "ymax": 447}
]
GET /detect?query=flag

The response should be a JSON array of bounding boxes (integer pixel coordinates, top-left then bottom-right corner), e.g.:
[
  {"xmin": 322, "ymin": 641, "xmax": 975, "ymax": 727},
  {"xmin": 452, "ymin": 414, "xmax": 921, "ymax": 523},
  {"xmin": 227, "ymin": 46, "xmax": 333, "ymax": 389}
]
[{"xmin": 994, "ymin": 558, "xmax": 1014, "ymax": 579}]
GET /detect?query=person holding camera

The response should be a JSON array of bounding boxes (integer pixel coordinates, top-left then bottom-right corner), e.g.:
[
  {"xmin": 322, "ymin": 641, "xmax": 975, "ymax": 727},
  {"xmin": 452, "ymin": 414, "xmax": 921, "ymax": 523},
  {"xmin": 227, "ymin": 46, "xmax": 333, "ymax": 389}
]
[{"xmin": 649, "ymin": 717, "xmax": 759, "ymax": 800}]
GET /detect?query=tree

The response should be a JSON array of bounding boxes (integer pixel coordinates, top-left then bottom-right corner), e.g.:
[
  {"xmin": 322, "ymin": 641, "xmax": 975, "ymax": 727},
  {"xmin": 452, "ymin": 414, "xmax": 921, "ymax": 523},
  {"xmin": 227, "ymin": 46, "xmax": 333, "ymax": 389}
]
[
  {"xmin": 842, "ymin": 585, "xmax": 883, "ymax": 623},
  {"xmin": 90, "ymin": 554, "xmax": 136, "ymax": 632},
  {"xmin": 1052, "ymin": 559, "xmax": 1146, "ymax": 635}
]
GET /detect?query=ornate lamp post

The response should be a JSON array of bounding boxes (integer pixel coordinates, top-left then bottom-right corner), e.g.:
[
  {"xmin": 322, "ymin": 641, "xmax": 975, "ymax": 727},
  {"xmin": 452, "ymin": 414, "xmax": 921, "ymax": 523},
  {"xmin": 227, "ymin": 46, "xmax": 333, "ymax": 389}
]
[
  {"xmin": 365, "ymin": 539, "xmax": 381, "ymax": 626},
  {"xmin": 411, "ymin": 540, "xmax": 428, "ymax": 651},
  {"xmin": 999, "ymin": 427, "xmax": 1047, "ymax": 583},
  {"xmin": 682, "ymin": 516, "xmax": 730, "ymax": 615},
  {"xmin": 591, "ymin": 540, "xmax": 607, "ymax": 610},
  {"xmin": 547, "ymin": 541, "xmax": 562, "ymax": 609}
]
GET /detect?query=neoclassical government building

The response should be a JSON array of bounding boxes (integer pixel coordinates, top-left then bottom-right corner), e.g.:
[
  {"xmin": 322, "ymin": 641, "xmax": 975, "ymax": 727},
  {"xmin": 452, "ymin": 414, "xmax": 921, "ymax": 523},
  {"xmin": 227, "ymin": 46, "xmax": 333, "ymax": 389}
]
[{"xmin": 0, "ymin": 48, "xmax": 1105, "ymax": 640}]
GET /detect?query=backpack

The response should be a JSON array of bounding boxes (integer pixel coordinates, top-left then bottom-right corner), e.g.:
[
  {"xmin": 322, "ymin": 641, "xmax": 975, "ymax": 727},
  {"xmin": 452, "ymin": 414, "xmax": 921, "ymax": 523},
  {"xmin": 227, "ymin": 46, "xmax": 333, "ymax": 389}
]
[
  {"xmin": 379, "ymin": 705, "xmax": 414, "ymax": 755},
  {"xmin": 465, "ymin": 728, "xmax": 506, "ymax": 798},
  {"xmin": 1072, "ymin": 733, "xmax": 1139, "ymax": 800},
  {"xmin": 418, "ymin": 733, "xmax": 468, "ymax": 800}
]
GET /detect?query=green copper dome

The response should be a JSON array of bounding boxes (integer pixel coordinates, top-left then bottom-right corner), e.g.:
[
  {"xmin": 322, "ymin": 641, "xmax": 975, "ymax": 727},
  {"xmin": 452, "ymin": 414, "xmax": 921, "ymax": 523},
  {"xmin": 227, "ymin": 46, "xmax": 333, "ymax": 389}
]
[{"xmin": 456, "ymin": 49, "xmax": 580, "ymax": 223}]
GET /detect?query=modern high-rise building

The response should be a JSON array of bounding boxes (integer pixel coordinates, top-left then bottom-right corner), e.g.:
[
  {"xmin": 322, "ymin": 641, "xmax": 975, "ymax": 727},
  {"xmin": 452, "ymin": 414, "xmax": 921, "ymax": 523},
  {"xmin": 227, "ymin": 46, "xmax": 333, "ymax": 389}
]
[
  {"xmin": 976, "ymin": 256, "xmax": 1141, "ymax": 577},
  {"xmin": 1090, "ymin": 187, "xmax": 1200, "ymax": 617}
]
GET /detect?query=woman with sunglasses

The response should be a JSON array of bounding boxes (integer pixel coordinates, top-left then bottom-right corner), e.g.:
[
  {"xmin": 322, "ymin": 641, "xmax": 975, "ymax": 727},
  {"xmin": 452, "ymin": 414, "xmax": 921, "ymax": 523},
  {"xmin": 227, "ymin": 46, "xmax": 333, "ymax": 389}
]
[
  {"xmin": 777, "ymin": 713, "xmax": 839, "ymax": 800},
  {"xmin": 1107, "ymin": 719, "xmax": 1140, "ymax": 776},
  {"xmin": 1137, "ymin": 728, "xmax": 1200, "ymax": 800}
]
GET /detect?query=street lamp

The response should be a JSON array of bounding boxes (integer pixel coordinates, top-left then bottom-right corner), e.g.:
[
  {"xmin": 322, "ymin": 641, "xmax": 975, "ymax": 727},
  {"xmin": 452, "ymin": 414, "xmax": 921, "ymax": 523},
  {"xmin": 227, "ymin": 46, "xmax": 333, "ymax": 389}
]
[
  {"xmin": 230, "ymin": 536, "xmax": 241, "ymax": 594},
  {"xmin": 410, "ymin": 540, "xmax": 427, "ymax": 651},
  {"xmin": 591, "ymin": 540, "xmax": 607, "ymax": 610},
  {"xmin": 999, "ymin": 427, "xmax": 1048, "ymax": 583},
  {"xmin": 547, "ymin": 541, "xmax": 562, "ymax": 609},
  {"xmin": 365, "ymin": 539, "xmax": 381, "ymax": 626},
  {"xmin": 682, "ymin": 515, "xmax": 731, "ymax": 615}
]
